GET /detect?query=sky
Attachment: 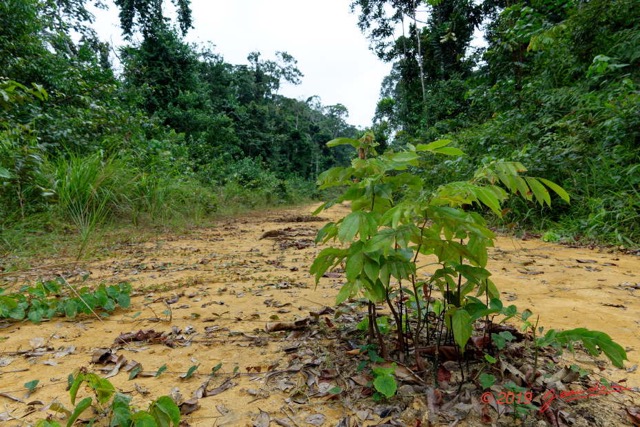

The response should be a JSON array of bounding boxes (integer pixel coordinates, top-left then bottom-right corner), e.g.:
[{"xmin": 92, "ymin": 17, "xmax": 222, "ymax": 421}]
[{"xmin": 89, "ymin": 0, "xmax": 392, "ymax": 128}]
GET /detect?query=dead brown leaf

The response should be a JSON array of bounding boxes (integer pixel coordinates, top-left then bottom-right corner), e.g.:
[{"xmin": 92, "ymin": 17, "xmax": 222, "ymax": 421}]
[
  {"xmin": 265, "ymin": 317, "xmax": 311, "ymax": 332},
  {"xmin": 253, "ymin": 409, "xmax": 270, "ymax": 427},
  {"xmin": 179, "ymin": 398, "xmax": 200, "ymax": 415},
  {"xmin": 0, "ymin": 392, "xmax": 23, "ymax": 403}
]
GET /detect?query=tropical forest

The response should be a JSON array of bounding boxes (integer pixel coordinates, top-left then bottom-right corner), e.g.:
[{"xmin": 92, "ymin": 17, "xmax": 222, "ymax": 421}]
[{"xmin": 0, "ymin": 0, "xmax": 639, "ymax": 426}]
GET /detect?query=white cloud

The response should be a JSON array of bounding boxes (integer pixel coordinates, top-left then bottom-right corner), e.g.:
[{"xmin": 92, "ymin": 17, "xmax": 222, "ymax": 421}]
[{"xmin": 89, "ymin": 0, "xmax": 391, "ymax": 128}]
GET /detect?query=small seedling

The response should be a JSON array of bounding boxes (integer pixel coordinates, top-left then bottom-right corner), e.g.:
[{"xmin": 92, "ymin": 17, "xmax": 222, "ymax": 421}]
[
  {"xmin": 181, "ymin": 364, "xmax": 199, "ymax": 380},
  {"xmin": 372, "ymin": 363, "xmax": 397, "ymax": 400},
  {"xmin": 155, "ymin": 364, "xmax": 167, "ymax": 377},
  {"xmin": 24, "ymin": 379, "xmax": 39, "ymax": 396},
  {"xmin": 210, "ymin": 362, "xmax": 223, "ymax": 376},
  {"xmin": 479, "ymin": 373, "xmax": 496, "ymax": 389}
]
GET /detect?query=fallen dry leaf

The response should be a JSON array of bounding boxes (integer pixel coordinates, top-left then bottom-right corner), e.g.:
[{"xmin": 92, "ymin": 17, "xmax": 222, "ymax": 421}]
[
  {"xmin": 0, "ymin": 411, "xmax": 15, "ymax": 422},
  {"xmin": 179, "ymin": 398, "xmax": 200, "ymax": 415},
  {"xmin": 265, "ymin": 317, "xmax": 311, "ymax": 332},
  {"xmin": 104, "ymin": 354, "xmax": 127, "ymax": 378},
  {"xmin": 305, "ymin": 413, "xmax": 326, "ymax": 426},
  {"xmin": 253, "ymin": 409, "xmax": 270, "ymax": 427},
  {"xmin": 0, "ymin": 392, "xmax": 22, "ymax": 403}
]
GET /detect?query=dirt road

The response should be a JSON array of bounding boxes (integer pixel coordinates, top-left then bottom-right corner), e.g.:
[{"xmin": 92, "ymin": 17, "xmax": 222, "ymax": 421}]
[{"xmin": 1, "ymin": 203, "xmax": 638, "ymax": 426}]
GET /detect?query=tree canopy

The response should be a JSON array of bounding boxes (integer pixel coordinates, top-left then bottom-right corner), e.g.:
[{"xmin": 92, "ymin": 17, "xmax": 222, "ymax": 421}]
[{"xmin": 356, "ymin": 0, "xmax": 639, "ymax": 244}]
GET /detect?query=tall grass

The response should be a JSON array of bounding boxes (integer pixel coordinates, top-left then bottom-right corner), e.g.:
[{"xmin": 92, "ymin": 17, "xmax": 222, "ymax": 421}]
[
  {"xmin": 130, "ymin": 174, "xmax": 217, "ymax": 226},
  {"xmin": 52, "ymin": 153, "xmax": 131, "ymax": 258}
]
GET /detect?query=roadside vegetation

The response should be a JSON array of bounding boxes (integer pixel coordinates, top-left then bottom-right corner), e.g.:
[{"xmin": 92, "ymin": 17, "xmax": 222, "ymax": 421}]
[
  {"xmin": 0, "ymin": 0, "xmax": 355, "ymax": 261},
  {"xmin": 358, "ymin": 0, "xmax": 639, "ymax": 246}
]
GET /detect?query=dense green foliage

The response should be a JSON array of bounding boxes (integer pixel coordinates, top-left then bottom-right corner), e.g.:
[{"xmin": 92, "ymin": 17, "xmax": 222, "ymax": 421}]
[
  {"xmin": 1, "ymin": 0, "xmax": 637, "ymax": 254},
  {"xmin": 0, "ymin": 278, "xmax": 131, "ymax": 322},
  {"xmin": 355, "ymin": 0, "xmax": 639, "ymax": 245},
  {"xmin": 0, "ymin": 0, "xmax": 356, "ymax": 255}
]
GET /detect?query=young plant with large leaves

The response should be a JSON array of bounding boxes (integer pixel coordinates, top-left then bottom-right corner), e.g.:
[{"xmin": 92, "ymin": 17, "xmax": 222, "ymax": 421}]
[{"xmin": 311, "ymin": 134, "xmax": 625, "ymax": 377}]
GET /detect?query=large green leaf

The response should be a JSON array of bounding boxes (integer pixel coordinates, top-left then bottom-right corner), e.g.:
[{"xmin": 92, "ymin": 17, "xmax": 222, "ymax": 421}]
[
  {"xmin": 327, "ymin": 137, "xmax": 361, "ymax": 148},
  {"xmin": 149, "ymin": 396, "xmax": 180, "ymax": 427},
  {"xmin": 131, "ymin": 412, "xmax": 157, "ymax": 427},
  {"xmin": 373, "ymin": 374, "xmax": 397, "ymax": 398},
  {"xmin": 451, "ymin": 308, "xmax": 473, "ymax": 352},
  {"xmin": 338, "ymin": 212, "xmax": 362, "ymax": 243},
  {"xmin": 111, "ymin": 393, "xmax": 133, "ymax": 426},
  {"xmin": 433, "ymin": 146, "xmax": 465, "ymax": 156},
  {"xmin": 87, "ymin": 374, "xmax": 115, "ymax": 405},
  {"xmin": 389, "ymin": 151, "xmax": 419, "ymax": 168},
  {"xmin": 345, "ymin": 248, "xmax": 365, "ymax": 282},
  {"xmin": 525, "ymin": 177, "xmax": 551, "ymax": 206},
  {"xmin": 538, "ymin": 177, "xmax": 570, "ymax": 203},
  {"xmin": 66, "ymin": 397, "xmax": 92, "ymax": 427},
  {"xmin": 555, "ymin": 328, "xmax": 627, "ymax": 368},
  {"xmin": 336, "ymin": 281, "xmax": 358, "ymax": 305},
  {"xmin": 309, "ymin": 248, "xmax": 347, "ymax": 284},
  {"xmin": 363, "ymin": 253, "xmax": 380, "ymax": 279},
  {"xmin": 416, "ymin": 139, "xmax": 452, "ymax": 152},
  {"xmin": 474, "ymin": 186, "xmax": 503, "ymax": 216},
  {"xmin": 362, "ymin": 278, "xmax": 386, "ymax": 303}
]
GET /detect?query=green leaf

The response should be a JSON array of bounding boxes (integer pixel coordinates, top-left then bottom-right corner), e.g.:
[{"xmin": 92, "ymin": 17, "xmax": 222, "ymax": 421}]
[
  {"xmin": 88, "ymin": 375, "xmax": 115, "ymax": 405},
  {"xmin": 328, "ymin": 386, "xmax": 342, "ymax": 394},
  {"xmin": 373, "ymin": 374, "xmax": 397, "ymax": 398},
  {"xmin": 28, "ymin": 307, "xmax": 44, "ymax": 323},
  {"xmin": 345, "ymin": 249, "xmax": 365, "ymax": 282},
  {"xmin": 390, "ymin": 151, "xmax": 419, "ymax": 167},
  {"xmin": 66, "ymin": 397, "xmax": 92, "ymax": 427},
  {"xmin": 554, "ymin": 328, "xmax": 627, "ymax": 368},
  {"xmin": 363, "ymin": 257, "xmax": 380, "ymax": 283},
  {"xmin": 479, "ymin": 373, "xmax": 496, "ymax": 388},
  {"xmin": 117, "ymin": 292, "xmax": 131, "ymax": 308},
  {"xmin": 210, "ymin": 362, "xmax": 223, "ymax": 376},
  {"xmin": 362, "ymin": 278, "xmax": 386, "ymax": 303},
  {"xmin": 327, "ymin": 137, "xmax": 360, "ymax": 148},
  {"xmin": 484, "ymin": 354, "xmax": 497, "ymax": 364},
  {"xmin": 24, "ymin": 379, "xmax": 39, "ymax": 392},
  {"xmin": 525, "ymin": 177, "xmax": 551, "ymax": 206},
  {"xmin": 338, "ymin": 212, "xmax": 362, "ymax": 243},
  {"xmin": 451, "ymin": 309, "xmax": 473, "ymax": 352},
  {"xmin": 149, "ymin": 396, "xmax": 180, "ymax": 426},
  {"xmin": 131, "ymin": 412, "xmax": 157, "ymax": 427},
  {"xmin": 181, "ymin": 365, "xmax": 199, "ymax": 380},
  {"xmin": 64, "ymin": 300, "xmax": 78, "ymax": 318},
  {"xmin": 538, "ymin": 177, "xmax": 570, "ymax": 203},
  {"xmin": 69, "ymin": 373, "xmax": 85, "ymax": 405},
  {"xmin": 492, "ymin": 332, "xmax": 507, "ymax": 350},
  {"xmin": 475, "ymin": 186, "xmax": 502, "ymax": 216},
  {"xmin": 309, "ymin": 247, "xmax": 347, "ymax": 284},
  {"xmin": 336, "ymin": 281, "xmax": 358, "ymax": 305},
  {"xmin": 416, "ymin": 139, "xmax": 452, "ymax": 152},
  {"xmin": 111, "ymin": 393, "xmax": 133, "ymax": 426},
  {"xmin": 155, "ymin": 364, "xmax": 167, "ymax": 377},
  {"xmin": 129, "ymin": 364, "xmax": 142, "ymax": 380},
  {"xmin": 315, "ymin": 222, "xmax": 338, "ymax": 243},
  {"xmin": 0, "ymin": 166, "xmax": 11, "ymax": 179},
  {"xmin": 433, "ymin": 146, "xmax": 465, "ymax": 156}
]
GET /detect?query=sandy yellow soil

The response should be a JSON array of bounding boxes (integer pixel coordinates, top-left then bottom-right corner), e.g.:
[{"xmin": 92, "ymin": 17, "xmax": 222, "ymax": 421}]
[{"xmin": 0, "ymin": 203, "xmax": 638, "ymax": 426}]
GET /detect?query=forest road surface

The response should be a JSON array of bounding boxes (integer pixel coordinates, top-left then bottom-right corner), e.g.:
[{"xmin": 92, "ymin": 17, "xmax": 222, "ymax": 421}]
[{"xmin": 1, "ymin": 203, "xmax": 639, "ymax": 426}]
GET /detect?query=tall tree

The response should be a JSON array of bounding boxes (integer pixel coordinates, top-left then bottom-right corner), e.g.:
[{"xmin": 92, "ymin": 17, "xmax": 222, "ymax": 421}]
[{"xmin": 114, "ymin": 0, "xmax": 193, "ymax": 37}]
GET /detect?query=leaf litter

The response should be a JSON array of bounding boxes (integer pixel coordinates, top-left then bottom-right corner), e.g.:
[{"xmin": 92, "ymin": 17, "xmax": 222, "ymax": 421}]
[{"xmin": 0, "ymin": 204, "xmax": 638, "ymax": 425}]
